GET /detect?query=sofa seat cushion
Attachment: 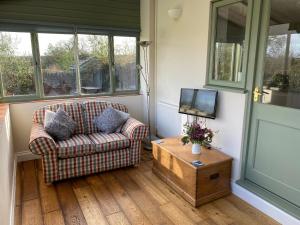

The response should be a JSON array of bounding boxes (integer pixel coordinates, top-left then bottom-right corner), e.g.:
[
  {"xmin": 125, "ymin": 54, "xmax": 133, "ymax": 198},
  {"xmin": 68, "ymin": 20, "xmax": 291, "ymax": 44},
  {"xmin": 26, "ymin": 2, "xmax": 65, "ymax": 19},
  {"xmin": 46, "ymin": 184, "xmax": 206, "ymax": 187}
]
[
  {"xmin": 57, "ymin": 135, "xmax": 95, "ymax": 158},
  {"xmin": 88, "ymin": 133, "xmax": 130, "ymax": 153}
]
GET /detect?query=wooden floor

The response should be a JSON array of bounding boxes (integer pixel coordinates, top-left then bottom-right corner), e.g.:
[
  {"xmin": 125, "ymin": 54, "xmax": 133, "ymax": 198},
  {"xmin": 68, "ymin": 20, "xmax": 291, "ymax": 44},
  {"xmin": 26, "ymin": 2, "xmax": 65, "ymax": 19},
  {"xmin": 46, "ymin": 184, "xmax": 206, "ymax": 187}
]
[{"xmin": 15, "ymin": 150, "xmax": 281, "ymax": 225}]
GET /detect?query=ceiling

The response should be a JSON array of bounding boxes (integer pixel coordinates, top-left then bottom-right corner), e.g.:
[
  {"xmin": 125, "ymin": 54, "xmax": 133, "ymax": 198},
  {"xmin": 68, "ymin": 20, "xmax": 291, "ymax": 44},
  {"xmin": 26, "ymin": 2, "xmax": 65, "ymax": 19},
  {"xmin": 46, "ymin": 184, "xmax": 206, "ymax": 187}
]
[{"xmin": 271, "ymin": 0, "xmax": 300, "ymax": 24}]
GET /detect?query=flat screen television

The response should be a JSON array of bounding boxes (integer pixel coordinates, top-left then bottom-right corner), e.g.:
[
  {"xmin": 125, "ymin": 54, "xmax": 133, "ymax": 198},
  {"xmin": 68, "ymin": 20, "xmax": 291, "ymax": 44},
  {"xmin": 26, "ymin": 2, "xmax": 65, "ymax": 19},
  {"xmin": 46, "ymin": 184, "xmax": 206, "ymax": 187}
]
[{"xmin": 179, "ymin": 88, "xmax": 218, "ymax": 119}]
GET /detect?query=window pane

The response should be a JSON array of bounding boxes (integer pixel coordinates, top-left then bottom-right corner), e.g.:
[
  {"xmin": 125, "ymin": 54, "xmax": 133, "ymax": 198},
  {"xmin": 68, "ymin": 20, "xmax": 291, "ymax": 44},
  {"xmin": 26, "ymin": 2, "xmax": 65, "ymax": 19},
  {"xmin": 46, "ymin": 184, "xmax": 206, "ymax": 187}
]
[
  {"xmin": 78, "ymin": 34, "xmax": 110, "ymax": 94},
  {"xmin": 114, "ymin": 36, "xmax": 137, "ymax": 91},
  {"xmin": 262, "ymin": 0, "xmax": 300, "ymax": 109},
  {"xmin": 38, "ymin": 33, "xmax": 77, "ymax": 96},
  {"xmin": 0, "ymin": 32, "xmax": 36, "ymax": 96},
  {"xmin": 213, "ymin": 1, "xmax": 247, "ymax": 82}
]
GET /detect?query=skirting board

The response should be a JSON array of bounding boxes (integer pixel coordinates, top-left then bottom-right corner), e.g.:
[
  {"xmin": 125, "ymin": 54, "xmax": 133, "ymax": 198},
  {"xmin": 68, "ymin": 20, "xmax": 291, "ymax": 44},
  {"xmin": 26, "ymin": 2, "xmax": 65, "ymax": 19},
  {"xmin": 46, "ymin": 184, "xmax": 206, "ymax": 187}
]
[
  {"xmin": 16, "ymin": 150, "xmax": 40, "ymax": 162},
  {"xmin": 232, "ymin": 182, "xmax": 300, "ymax": 225}
]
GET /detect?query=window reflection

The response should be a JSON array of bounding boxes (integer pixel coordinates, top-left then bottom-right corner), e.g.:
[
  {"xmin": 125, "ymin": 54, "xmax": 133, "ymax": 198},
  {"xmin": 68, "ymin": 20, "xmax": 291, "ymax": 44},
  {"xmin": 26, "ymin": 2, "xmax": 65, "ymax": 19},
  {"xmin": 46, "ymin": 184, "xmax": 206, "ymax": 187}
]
[
  {"xmin": 263, "ymin": 0, "xmax": 300, "ymax": 109},
  {"xmin": 213, "ymin": 1, "xmax": 247, "ymax": 83}
]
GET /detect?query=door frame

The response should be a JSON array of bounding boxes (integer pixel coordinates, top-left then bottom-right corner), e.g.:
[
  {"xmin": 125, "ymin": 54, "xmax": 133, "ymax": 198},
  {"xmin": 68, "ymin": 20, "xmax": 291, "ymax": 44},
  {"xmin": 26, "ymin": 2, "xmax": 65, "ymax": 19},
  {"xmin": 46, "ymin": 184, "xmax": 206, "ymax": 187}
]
[{"xmin": 237, "ymin": 0, "xmax": 300, "ymax": 219}]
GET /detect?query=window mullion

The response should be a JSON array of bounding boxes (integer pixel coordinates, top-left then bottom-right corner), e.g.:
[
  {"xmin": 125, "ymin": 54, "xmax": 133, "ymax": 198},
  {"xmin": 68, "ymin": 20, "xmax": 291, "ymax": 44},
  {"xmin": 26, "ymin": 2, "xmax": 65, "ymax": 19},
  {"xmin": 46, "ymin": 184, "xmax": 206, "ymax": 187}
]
[
  {"xmin": 109, "ymin": 35, "xmax": 115, "ymax": 94},
  {"xmin": 31, "ymin": 33, "xmax": 43, "ymax": 98},
  {"xmin": 74, "ymin": 33, "xmax": 81, "ymax": 96},
  {"xmin": 0, "ymin": 65, "xmax": 4, "ymax": 98}
]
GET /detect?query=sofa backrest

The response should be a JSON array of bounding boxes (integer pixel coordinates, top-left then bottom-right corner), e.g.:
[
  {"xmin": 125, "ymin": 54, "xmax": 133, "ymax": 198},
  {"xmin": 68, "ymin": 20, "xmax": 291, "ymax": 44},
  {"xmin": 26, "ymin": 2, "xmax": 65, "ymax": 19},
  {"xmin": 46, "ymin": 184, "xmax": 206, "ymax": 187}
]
[
  {"xmin": 33, "ymin": 101, "xmax": 128, "ymax": 135},
  {"xmin": 33, "ymin": 102, "xmax": 85, "ymax": 135},
  {"xmin": 83, "ymin": 101, "xmax": 128, "ymax": 134}
]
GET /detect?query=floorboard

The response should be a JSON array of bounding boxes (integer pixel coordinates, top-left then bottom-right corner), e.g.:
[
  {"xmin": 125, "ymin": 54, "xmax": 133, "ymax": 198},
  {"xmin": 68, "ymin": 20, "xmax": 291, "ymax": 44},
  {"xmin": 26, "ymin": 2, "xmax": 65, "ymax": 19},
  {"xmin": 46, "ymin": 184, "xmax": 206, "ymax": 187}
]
[
  {"xmin": 73, "ymin": 185, "xmax": 109, "ymax": 225},
  {"xmin": 44, "ymin": 210, "xmax": 65, "ymax": 225},
  {"xmin": 106, "ymin": 212, "xmax": 131, "ymax": 225},
  {"xmin": 22, "ymin": 161, "xmax": 39, "ymax": 202},
  {"xmin": 21, "ymin": 199, "xmax": 43, "ymax": 225},
  {"xmin": 113, "ymin": 169, "xmax": 173, "ymax": 225},
  {"xmin": 56, "ymin": 181, "xmax": 87, "ymax": 225},
  {"xmin": 100, "ymin": 173, "xmax": 152, "ymax": 225},
  {"xmin": 86, "ymin": 175, "xmax": 121, "ymax": 216},
  {"xmin": 15, "ymin": 150, "xmax": 281, "ymax": 225}
]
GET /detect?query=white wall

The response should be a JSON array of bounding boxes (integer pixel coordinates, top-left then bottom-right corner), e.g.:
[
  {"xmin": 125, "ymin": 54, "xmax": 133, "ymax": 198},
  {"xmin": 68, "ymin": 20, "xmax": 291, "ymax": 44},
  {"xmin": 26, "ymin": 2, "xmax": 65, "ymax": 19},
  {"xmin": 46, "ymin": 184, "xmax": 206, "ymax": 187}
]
[
  {"xmin": 154, "ymin": 1, "xmax": 300, "ymax": 224},
  {"xmin": 155, "ymin": 0, "xmax": 246, "ymax": 181},
  {"xmin": 10, "ymin": 95, "xmax": 144, "ymax": 154},
  {"xmin": 0, "ymin": 105, "xmax": 15, "ymax": 225}
]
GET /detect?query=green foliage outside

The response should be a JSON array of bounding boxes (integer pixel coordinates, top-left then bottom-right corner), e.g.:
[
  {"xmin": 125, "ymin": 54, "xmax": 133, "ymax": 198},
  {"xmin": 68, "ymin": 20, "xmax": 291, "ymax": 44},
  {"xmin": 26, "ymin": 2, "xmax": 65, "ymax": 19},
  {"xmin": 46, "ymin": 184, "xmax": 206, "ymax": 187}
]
[
  {"xmin": 0, "ymin": 32, "xmax": 137, "ymax": 97},
  {"xmin": 43, "ymin": 40, "xmax": 75, "ymax": 72},
  {"xmin": 0, "ymin": 32, "xmax": 35, "ymax": 96},
  {"xmin": 42, "ymin": 35, "xmax": 110, "ymax": 72}
]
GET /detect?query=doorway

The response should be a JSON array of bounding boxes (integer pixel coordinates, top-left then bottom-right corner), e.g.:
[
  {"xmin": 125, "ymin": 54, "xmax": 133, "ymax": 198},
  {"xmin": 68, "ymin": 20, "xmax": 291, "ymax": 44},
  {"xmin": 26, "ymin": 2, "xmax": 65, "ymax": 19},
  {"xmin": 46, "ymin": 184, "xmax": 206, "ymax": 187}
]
[{"xmin": 241, "ymin": 0, "xmax": 300, "ymax": 218}]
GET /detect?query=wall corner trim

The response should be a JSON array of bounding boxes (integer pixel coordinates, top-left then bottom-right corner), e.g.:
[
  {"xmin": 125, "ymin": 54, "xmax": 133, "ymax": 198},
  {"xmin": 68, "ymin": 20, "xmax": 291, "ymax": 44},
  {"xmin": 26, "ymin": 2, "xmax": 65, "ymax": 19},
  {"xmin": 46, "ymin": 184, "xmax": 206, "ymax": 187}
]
[{"xmin": 9, "ymin": 156, "xmax": 17, "ymax": 225}]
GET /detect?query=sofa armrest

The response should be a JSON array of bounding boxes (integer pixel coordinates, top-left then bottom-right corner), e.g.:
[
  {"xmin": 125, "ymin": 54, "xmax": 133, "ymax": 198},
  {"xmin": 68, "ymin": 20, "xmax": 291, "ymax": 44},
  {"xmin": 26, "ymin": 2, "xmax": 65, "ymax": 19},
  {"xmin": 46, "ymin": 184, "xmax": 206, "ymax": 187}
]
[
  {"xmin": 28, "ymin": 123, "xmax": 58, "ymax": 155},
  {"xmin": 122, "ymin": 118, "xmax": 148, "ymax": 140}
]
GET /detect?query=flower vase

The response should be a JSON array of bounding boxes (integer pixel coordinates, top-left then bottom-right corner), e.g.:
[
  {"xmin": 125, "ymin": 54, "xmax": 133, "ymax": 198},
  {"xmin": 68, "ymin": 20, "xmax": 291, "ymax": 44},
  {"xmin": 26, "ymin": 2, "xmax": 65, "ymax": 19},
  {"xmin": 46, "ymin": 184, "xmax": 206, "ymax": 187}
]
[{"xmin": 192, "ymin": 143, "xmax": 201, "ymax": 155}]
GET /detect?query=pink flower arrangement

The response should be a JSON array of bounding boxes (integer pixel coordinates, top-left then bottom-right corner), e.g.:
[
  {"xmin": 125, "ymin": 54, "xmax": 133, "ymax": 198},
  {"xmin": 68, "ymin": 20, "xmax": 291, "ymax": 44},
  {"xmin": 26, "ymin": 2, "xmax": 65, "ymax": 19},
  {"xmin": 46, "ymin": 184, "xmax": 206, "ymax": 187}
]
[{"xmin": 181, "ymin": 122, "xmax": 214, "ymax": 146}]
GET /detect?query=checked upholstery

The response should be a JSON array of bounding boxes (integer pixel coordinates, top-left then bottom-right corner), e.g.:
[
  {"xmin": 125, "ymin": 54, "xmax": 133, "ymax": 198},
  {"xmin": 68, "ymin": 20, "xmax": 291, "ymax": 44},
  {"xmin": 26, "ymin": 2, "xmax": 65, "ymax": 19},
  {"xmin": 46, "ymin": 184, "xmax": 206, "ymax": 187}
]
[{"xmin": 29, "ymin": 101, "xmax": 148, "ymax": 183}]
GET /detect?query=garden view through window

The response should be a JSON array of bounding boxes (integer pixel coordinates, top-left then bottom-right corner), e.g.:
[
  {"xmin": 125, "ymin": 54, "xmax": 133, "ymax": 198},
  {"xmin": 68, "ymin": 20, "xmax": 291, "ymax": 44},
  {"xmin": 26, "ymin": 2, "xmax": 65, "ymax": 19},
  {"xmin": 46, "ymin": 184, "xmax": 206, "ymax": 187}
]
[
  {"xmin": 114, "ymin": 36, "xmax": 137, "ymax": 91},
  {"xmin": 0, "ymin": 32, "xmax": 36, "ymax": 96},
  {"xmin": 0, "ymin": 31, "xmax": 138, "ymax": 100},
  {"xmin": 39, "ymin": 33, "xmax": 77, "ymax": 96},
  {"xmin": 78, "ymin": 34, "xmax": 110, "ymax": 94}
]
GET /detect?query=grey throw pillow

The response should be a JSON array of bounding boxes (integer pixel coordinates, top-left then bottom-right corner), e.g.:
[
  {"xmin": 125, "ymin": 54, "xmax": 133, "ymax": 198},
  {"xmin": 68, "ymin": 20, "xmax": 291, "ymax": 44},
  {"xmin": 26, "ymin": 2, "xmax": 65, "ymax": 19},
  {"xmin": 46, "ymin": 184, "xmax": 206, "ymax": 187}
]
[
  {"xmin": 115, "ymin": 109, "xmax": 130, "ymax": 133},
  {"xmin": 44, "ymin": 110, "xmax": 56, "ymax": 129},
  {"xmin": 94, "ymin": 107, "xmax": 130, "ymax": 134},
  {"xmin": 44, "ymin": 108, "xmax": 77, "ymax": 141}
]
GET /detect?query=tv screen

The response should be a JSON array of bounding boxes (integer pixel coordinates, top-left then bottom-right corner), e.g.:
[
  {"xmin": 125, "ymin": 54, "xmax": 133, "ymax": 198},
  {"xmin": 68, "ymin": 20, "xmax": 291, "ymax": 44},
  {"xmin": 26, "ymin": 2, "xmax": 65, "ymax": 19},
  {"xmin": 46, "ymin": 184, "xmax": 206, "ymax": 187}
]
[{"xmin": 179, "ymin": 88, "xmax": 218, "ymax": 119}]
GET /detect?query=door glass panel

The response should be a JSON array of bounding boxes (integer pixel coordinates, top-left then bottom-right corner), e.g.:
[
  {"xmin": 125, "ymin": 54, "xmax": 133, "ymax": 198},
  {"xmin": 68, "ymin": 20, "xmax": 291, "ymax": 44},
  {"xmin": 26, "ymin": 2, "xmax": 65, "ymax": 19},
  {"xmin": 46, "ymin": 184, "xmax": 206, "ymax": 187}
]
[
  {"xmin": 263, "ymin": 0, "xmax": 300, "ymax": 109},
  {"xmin": 213, "ymin": 1, "xmax": 248, "ymax": 82}
]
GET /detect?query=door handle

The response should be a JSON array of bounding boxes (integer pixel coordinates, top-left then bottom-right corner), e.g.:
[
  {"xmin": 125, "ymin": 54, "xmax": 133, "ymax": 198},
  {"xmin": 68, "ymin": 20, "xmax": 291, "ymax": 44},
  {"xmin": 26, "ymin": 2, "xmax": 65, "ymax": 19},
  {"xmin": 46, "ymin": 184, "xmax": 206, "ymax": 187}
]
[
  {"xmin": 253, "ymin": 87, "xmax": 270, "ymax": 102},
  {"xmin": 253, "ymin": 87, "xmax": 262, "ymax": 102}
]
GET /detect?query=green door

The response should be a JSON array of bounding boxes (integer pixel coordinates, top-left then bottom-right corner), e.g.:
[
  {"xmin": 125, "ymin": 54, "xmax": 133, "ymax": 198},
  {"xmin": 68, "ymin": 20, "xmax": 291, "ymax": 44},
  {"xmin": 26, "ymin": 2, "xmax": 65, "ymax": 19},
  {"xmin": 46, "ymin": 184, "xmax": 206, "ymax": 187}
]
[{"xmin": 245, "ymin": 0, "xmax": 300, "ymax": 210}]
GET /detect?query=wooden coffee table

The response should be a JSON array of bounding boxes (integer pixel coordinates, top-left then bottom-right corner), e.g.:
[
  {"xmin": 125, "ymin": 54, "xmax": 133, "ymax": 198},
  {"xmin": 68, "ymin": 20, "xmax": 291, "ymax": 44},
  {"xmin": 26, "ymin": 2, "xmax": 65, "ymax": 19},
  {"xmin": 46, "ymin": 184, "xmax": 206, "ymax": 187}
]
[{"xmin": 152, "ymin": 137, "xmax": 233, "ymax": 207}]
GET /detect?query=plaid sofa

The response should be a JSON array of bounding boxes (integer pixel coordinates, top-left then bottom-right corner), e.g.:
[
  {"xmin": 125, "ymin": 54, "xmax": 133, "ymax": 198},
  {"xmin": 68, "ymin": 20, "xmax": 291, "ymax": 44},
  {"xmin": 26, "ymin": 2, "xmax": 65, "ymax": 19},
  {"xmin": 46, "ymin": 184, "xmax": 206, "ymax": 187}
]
[{"xmin": 28, "ymin": 101, "xmax": 148, "ymax": 183}]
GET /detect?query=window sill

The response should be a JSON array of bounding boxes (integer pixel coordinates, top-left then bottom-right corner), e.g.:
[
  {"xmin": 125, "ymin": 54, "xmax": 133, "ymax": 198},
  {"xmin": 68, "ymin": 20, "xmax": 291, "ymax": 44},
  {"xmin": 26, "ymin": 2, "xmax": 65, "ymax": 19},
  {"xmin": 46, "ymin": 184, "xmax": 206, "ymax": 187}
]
[
  {"xmin": 204, "ymin": 84, "xmax": 248, "ymax": 94},
  {"xmin": 2, "ymin": 92, "xmax": 142, "ymax": 105}
]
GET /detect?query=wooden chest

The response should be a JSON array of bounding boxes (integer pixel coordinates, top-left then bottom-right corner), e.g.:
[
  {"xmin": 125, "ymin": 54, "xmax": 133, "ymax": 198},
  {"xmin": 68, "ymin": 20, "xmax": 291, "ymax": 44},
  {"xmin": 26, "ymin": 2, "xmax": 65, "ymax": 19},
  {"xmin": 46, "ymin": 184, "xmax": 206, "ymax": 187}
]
[{"xmin": 152, "ymin": 137, "xmax": 233, "ymax": 207}]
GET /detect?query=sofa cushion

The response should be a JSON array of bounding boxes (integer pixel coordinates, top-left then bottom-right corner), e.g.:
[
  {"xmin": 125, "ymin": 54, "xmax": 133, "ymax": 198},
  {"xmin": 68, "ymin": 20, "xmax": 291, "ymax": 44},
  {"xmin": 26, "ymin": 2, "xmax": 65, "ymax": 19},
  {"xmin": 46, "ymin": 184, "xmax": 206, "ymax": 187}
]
[
  {"xmin": 83, "ymin": 101, "xmax": 128, "ymax": 134},
  {"xmin": 33, "ymin": 102, "xmax": 85, "ymax": 134},
  {"xmin": 88, "ymin": 133, "xmax": 130, "ymax": 153},
  {"xmin": 57, "ymin": 134, "xmax": 95, "ymax": 158}
]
